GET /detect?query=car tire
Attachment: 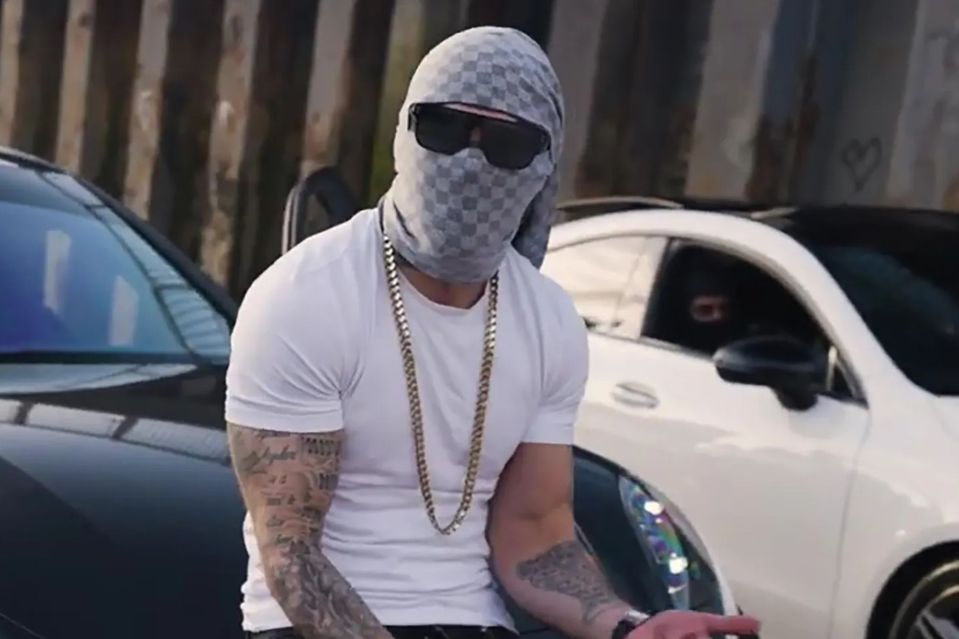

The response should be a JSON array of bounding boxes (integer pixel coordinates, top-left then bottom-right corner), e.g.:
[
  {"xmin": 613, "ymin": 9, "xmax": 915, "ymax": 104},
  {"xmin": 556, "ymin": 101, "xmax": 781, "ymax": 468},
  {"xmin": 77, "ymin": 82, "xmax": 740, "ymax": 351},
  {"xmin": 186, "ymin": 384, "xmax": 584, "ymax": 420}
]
[{"xmin": 885, "ymin": 559, "xmax": 959, "ymax": 639}]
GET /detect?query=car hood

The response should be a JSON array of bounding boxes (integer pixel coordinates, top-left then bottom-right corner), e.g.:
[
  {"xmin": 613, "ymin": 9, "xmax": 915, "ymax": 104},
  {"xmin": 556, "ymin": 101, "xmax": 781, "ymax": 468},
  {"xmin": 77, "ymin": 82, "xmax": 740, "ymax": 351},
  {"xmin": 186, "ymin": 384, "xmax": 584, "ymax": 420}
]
[
  {"xmin": 0, "ymin": 369, "xmax": 246, "ymax": 639},
  {"xmin": 934, "ymin": 396, "xmax": 959, "ymax": 438}
]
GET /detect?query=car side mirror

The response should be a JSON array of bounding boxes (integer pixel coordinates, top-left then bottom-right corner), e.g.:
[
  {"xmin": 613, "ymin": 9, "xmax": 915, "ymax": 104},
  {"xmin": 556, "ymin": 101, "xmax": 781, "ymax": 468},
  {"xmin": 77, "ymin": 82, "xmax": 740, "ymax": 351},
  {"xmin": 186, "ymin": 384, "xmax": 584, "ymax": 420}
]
[
  {"xmin": 713, "ymin": 335, "xmax": 825, "ymax": 411},
  {"xmin": 281, "ymin": 166, "xmax": 359, "ymax": 254}
]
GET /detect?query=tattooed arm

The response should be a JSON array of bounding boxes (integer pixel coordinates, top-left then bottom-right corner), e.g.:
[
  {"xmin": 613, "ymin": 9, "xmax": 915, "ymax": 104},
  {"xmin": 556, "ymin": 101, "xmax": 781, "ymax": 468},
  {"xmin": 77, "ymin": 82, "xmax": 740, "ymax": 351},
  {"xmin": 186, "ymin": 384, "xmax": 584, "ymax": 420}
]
[
  {"xmin": 227, "ymin": 423, "xmax": 392, "ymax": 639},
  {"xmin": 488, "ymin": 442, "xmax": 630, "ymax": 639}
]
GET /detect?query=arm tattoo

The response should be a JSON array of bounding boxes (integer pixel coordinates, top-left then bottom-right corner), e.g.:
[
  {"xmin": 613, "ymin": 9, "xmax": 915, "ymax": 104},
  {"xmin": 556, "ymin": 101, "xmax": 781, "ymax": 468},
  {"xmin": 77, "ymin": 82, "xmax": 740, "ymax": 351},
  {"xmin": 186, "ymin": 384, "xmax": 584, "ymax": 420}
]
[
  {"xmin": 516, "ymin": 540, "xmax": 620, "ymax": 624},
  {"xmin": 228, "ymin": 424, "xmax": 390, "ymax": 639}
]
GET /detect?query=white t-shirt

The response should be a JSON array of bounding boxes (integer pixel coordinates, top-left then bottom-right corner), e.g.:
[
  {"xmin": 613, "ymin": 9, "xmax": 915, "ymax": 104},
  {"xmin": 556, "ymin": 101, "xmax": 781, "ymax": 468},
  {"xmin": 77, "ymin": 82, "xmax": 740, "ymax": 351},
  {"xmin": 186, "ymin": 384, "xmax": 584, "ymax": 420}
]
[{"xmin": 224, "ymin": 207, "xmax": 588, "ymax": 632}]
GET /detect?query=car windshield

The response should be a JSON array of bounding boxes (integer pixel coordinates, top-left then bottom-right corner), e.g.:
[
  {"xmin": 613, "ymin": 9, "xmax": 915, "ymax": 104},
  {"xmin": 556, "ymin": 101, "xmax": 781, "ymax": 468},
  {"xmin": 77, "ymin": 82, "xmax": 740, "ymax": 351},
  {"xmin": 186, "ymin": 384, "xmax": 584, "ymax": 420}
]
[
  {"xmin": 0, "ymin": 167, "xmax": 231, "ymax": 366},
  {"xmin": 792, "ymin": 213, "xmax": 959, "ymax": 395}
]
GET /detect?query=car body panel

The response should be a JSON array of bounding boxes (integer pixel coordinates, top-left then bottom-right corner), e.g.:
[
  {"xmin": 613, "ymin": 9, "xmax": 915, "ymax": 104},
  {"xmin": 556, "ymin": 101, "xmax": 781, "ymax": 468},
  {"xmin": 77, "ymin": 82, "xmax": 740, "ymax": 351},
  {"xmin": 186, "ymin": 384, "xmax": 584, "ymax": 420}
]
[
  {"xmin": 576, "ymin": 331, "xmax": 870, "ymax": 639},
  {"xmin": 0, "ymin": 394, "xmax": 245, "ymax": 639},
  {"xmin": 549, "ymin": 207, "xmax": 959, "ymax": 639},
  {"xmin": 830, "ymin": 385, "xmax": 959, "ymax": 639}
]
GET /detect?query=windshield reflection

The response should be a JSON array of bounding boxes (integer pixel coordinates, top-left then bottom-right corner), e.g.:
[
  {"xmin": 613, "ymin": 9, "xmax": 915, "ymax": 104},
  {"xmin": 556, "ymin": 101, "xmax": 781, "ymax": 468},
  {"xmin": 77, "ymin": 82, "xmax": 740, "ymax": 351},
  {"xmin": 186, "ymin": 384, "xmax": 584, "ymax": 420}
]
[
  {"xmin": 0, "ymin": 167, "xmax": 230, "ymax": 373},
  {"xmin": 811, "ymin": 243, "xmax": 959, "ymax": 395}
]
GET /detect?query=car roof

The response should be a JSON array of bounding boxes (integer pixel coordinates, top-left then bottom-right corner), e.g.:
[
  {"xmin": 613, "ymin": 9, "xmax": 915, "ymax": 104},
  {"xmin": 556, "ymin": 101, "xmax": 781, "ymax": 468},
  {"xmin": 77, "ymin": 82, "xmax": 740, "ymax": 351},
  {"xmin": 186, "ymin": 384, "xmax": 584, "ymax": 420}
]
[
  {"xmin": 0, "ymin": 145, "xmax": 62, "ymax": 172},
  {"xmin": 553, "ymin": 195, "xmax": 959, "ymax": 245}
]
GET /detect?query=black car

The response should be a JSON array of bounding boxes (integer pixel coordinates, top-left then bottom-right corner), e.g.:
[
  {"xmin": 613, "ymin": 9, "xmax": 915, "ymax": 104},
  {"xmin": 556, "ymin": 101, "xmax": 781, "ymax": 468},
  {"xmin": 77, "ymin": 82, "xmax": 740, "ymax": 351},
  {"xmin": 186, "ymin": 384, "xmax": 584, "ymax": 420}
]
[{"xmin": 0, "ymin": 150, "xmax": 739, "ymax": 638}]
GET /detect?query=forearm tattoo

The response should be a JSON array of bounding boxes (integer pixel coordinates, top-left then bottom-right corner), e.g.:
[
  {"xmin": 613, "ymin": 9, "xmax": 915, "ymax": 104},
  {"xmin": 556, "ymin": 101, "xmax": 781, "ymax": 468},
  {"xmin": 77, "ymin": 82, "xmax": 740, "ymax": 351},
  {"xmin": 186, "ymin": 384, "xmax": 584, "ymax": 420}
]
[
  {"xmin": 228, "ymin": 424, "xmax": 390, "ymax": 639},
  {"xmin": 516, "ymin": 540, "xmax": 620, "ymax": 624}
]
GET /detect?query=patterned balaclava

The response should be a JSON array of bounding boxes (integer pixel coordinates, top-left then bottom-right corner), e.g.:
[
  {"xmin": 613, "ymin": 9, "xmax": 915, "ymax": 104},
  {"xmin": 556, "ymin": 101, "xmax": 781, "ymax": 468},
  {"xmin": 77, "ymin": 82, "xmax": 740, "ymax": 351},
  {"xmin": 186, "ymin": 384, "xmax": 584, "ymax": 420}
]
[{"xmin": 382, "ymin": 26, "xmax": 564, "ymax": 284}]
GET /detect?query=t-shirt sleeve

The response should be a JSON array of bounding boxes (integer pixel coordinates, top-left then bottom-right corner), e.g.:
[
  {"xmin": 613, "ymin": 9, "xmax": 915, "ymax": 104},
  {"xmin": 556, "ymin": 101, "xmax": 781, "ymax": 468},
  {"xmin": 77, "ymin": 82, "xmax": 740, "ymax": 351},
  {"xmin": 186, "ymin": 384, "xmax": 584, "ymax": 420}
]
[
  {"xmin": 522, "ymin": 292, "xmax": 589, "ymax": 445},
  {"xmin": 225, "ymin": 266, "xmax": 353, "ymax": 433}
]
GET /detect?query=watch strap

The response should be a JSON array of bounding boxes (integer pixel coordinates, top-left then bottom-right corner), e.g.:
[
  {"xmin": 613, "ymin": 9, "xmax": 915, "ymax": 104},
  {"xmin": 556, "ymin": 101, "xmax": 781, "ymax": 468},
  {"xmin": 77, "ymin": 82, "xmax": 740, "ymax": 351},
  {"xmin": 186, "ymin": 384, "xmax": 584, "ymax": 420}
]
[{"xmin": 611, "ymin": 609, "xmax": 650, "ymax": 639}]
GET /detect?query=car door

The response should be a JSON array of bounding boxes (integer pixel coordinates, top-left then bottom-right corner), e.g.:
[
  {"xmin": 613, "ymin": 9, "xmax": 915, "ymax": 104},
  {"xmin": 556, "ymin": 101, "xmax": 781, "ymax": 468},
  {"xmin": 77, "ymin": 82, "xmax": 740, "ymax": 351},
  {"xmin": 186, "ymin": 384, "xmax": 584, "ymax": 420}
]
[{"xmin": 565, "ymin": 230, "xmax": 870, "ymax": 639}]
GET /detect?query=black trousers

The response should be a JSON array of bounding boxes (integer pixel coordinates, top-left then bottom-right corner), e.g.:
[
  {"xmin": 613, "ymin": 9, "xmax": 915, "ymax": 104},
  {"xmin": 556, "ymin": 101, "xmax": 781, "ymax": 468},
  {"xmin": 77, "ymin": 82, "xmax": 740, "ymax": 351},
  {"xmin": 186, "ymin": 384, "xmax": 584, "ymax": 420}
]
[{"xmin": 246, "ymin": 626, "xmax": 517, "ymax": 639}]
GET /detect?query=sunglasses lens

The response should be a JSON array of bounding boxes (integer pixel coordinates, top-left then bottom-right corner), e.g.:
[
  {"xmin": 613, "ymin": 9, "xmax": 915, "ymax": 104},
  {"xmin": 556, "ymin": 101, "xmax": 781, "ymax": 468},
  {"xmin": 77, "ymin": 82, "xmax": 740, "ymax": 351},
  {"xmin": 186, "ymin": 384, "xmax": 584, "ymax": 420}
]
[
  {"xmin": 411, "ymin": 104, "xmax": 549, "ymax": 170},
  {"xmin": 412, "ymin": 105, "xmax": 471, "ymax": 155},
  {"xmin": 481, "ymin": 120, "xmax": 547, "ymax": 170}
]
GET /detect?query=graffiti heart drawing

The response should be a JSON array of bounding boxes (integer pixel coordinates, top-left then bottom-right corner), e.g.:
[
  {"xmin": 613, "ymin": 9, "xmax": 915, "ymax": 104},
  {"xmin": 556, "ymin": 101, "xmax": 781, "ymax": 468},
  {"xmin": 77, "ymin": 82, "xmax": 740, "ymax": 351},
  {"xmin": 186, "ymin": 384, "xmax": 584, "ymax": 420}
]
[{"xmin": 839, "ymin": 137, "xmax": 882, "ymax": 192}]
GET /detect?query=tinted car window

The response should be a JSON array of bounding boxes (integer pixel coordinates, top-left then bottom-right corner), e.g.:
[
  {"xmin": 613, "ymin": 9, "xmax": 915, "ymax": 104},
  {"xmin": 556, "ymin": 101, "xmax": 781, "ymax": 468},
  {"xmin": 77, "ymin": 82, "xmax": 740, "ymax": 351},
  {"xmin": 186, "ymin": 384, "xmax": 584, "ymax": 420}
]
[
  {"xmin": 810, "ymin": 244, "xmax": 959, "ymax": 395},
  {"xmin": 0, "ymin": 168, "xmax": 230, "ymax": 362},
  {"xmin": 644, "ymin": 243, "xmax": 851, "ymax": 397},
  {"xmin": 541, "ymin": 236, "xmax": 665, "ymax": 337}
]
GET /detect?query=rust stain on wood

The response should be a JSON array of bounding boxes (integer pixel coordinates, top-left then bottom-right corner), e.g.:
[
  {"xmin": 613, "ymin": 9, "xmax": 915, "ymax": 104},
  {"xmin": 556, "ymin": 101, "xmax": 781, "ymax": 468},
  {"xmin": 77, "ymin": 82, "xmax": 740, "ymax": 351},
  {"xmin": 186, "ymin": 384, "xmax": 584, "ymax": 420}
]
[
  {"xmin": 202, "ymin": 0, "xmax": 262, "ymax": 287},
  {"xmin": 56, "ymin": 0, "xmax": 97, "ymax": 173}
]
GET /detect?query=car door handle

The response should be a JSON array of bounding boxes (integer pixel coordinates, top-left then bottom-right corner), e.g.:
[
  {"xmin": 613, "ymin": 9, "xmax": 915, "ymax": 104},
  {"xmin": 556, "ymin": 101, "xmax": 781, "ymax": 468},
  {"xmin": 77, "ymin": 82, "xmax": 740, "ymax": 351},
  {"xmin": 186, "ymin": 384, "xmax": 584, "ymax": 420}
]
[{"xmin": 611, "ymin": 381, "xmax": 659, "ymax": 409}]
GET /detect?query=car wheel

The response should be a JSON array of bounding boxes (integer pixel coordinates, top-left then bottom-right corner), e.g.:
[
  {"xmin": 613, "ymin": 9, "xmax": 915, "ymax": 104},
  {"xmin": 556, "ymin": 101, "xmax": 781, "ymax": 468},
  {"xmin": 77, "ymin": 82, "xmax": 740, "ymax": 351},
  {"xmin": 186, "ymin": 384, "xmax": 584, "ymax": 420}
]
[{"xmin": 886, "ymin": 560, "xmax": 959, "ymax": 639}]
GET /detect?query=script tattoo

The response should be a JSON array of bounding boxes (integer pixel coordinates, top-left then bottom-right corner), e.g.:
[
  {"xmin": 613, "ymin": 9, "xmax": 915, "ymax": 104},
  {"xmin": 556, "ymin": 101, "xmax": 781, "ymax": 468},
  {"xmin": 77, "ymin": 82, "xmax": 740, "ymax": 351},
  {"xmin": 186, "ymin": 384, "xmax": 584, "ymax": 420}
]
[
  {"xmin": 228, "ymin": 424, "xmax": 391, "ymax": 639},
  {"xmin": 516, "ymin": 540, "xmax": 620, "ymax": 624}
]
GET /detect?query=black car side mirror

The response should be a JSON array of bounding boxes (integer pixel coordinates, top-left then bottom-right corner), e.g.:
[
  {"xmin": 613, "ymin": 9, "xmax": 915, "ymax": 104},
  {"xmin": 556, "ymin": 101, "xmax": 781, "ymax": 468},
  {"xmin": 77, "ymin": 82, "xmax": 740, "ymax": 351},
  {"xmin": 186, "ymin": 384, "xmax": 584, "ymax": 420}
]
[
  {"xmin": 282, "ymin": 166, "xmax": 359, "ymax": 254},
  {"xmin": 713, "ymin": 335, "xmax": 825, "ymax": 411}
]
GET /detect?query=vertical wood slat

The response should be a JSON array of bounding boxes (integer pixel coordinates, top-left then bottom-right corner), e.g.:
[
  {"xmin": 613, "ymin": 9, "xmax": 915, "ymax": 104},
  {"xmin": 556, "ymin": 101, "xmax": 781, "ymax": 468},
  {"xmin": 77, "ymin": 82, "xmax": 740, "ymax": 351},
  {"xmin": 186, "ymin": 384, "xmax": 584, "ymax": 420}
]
[
  {"xmin": 684, "ymin": 0, "xmax": 784, "ymax": 199},
  {"xmin": 367, "ymin": 0, "xmax": 467, "ymax": 202},
  {"xmin": 569, "ymin": 0, "xmax": 644, "ymax": 198},
  {"xmin": 300, "ymin": 0, "xmax": 360, "ymax": 177},
  {"xmin": 231, "ymin": 0, "xmax": 320, "ymax": 294},
  {"xmin": 465, "ymin": 0, "xmax": 555, "ymax": 47},
  {"xmin": 56, "ymin": 0, "xmax": 142, "ymax": 194},
  {"xmin": 56, "ymin": 0, "xmax": 97, "ymax": 174},
  {"xmin": 299, "ymin": 0, "xmax": 395, "ymax": 204},
  {"xmin": 546, "ymin": 0, "xmax": 611, "ymax": 200},
  {"xmin": 612, "ymin": 0, "xmax": 714, "ymax": 197},
  {"xmin": 201, "ymin": 0, "xmax": 262, "ymax": 288},
  {"xmin": 0, "ymin": 0, "xmax": 68, "ymax": 158},
  {"xmin": 126, "ymin": 0, "xmax": 227, "ymax": 236},
  {"xmin": 124, "ymin": 0, "xmax": 174, "ymax": 220}
]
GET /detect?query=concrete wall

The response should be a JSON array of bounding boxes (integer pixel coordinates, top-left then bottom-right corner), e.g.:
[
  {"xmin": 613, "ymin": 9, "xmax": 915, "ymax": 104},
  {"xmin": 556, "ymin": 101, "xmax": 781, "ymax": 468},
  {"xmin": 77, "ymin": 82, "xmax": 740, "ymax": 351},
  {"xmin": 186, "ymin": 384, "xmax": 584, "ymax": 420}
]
[{"xmin": 0, "ymin": 0, "xmax": 954, "ymax": 297}]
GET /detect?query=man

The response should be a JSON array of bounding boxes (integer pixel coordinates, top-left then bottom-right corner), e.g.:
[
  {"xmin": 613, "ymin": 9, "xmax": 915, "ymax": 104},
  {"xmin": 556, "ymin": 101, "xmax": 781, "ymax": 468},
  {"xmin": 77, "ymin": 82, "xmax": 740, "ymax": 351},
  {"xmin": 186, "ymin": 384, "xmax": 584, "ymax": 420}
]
[
  {"xmin": 225, "ymin": 27, "xmax": 760, "ymax": 639},
  {"xmin": 683, "ymin": 267, "xmax": 740, "ymax": 354}
]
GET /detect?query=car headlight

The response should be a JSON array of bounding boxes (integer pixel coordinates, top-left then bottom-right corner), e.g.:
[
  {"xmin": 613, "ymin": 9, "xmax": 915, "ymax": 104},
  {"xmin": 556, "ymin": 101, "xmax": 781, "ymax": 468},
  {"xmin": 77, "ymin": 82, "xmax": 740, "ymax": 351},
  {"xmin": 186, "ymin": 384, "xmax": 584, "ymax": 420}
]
[{"xmin": 618, "ymin": 474, "xmax": 723, "ymax": 613}]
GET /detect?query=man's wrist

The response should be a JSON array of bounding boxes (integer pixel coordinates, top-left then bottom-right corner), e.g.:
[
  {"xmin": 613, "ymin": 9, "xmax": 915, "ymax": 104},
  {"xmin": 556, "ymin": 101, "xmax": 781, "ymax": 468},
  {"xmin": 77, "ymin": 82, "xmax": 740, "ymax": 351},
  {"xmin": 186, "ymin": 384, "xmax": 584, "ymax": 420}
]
[
  {"xmin": 586, "ymin": 603, "xmax": 637, "ymax": 639},
  {"xmin": 609, "ymin": 609, "xmax": 650, "ymax": 639}
]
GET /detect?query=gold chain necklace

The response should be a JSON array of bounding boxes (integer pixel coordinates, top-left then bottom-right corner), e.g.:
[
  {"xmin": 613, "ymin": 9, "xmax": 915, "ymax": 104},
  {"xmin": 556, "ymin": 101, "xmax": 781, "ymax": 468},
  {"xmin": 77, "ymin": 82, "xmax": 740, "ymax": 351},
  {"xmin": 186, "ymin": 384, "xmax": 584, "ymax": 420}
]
[{"xmin": 381, "ymin": 233, "xmax": 498, "ymax": 535}]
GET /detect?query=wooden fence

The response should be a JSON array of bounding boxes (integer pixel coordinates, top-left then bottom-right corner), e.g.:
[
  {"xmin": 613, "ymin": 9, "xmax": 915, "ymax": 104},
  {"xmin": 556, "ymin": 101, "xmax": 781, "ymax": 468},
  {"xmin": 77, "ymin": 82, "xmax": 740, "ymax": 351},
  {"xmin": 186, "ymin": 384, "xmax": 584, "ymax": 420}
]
[{"xmin": 1, "ymin": 0, "xmax": 957, "ymax": 297}]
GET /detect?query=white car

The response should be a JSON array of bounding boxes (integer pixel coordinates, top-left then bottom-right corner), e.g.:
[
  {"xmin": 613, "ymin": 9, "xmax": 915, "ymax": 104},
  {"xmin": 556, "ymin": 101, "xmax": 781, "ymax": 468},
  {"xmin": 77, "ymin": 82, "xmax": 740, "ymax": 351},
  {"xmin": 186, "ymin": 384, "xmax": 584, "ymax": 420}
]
[{"xmin": 542, "ymin": 198, "xmax": 959, "ymax": 639}]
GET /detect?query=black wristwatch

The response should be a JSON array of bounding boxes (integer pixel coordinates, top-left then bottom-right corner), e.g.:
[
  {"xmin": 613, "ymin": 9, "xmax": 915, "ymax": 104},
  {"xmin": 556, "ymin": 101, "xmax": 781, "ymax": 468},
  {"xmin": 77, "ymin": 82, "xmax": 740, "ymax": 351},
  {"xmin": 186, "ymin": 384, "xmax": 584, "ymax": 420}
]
[{"xmin": 611, "ymin": 609, "xmax": 650, "ymax": 639}]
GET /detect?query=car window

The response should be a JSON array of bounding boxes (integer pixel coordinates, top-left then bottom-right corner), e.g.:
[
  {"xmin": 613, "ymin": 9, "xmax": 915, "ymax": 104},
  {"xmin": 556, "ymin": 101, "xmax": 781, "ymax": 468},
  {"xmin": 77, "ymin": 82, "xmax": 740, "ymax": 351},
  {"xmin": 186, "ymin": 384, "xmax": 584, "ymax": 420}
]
[
  {"xmin": 807, "ymin": 244, "xmax": 959, "ymax": 396},
  {"xmin": 0, "ymin": 167, "xmax": 230, "ymax": 362},
  {"xmin": 541, "ymin": 235, "xmax": 666, "ymax": 338},
  {"xmin": 643, "ymin": 242, "xmax": 851, "ymax": 397}
]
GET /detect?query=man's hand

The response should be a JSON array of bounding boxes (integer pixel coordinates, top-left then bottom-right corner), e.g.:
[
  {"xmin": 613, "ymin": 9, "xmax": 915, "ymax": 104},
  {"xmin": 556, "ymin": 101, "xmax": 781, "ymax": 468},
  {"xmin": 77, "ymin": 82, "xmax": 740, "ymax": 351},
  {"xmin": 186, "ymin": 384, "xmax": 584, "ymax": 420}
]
[{"xmin": 628, "ymin": 610, "xmax": 761, "ymax": 638}]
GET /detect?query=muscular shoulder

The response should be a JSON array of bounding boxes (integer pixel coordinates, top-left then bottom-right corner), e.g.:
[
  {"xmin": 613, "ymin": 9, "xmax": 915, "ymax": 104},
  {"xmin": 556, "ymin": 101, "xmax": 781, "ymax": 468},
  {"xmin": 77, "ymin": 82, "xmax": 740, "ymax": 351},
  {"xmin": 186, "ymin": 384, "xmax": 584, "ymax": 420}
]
[
  {"xmin": 247, "ymin": 208, "xmax": 379, "ymax": 310},
  {"xmin": 503, "ymin": 248, "xmax": 585, "ymax": 343},
  {"xmin": 226, "ymin": 210, "xmax": 380, "ymax": 432},
  {"xmin": 502, "ymin": 250, "xmax": 588, "ymax": 443}
]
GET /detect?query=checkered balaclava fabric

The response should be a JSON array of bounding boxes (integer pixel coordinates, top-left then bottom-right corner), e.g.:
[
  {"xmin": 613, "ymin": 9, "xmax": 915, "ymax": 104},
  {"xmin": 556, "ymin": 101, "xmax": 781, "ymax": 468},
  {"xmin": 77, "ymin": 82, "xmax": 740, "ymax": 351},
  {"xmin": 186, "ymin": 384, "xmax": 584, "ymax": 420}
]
[{"xmin": 382, "ymin": 26, "xmax": 564, "ymax": 284}]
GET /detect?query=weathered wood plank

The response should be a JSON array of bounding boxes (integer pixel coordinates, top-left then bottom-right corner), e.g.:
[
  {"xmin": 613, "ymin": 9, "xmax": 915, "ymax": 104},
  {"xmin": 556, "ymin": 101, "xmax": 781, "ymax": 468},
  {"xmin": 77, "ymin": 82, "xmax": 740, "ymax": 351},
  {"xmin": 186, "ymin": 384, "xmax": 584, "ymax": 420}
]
[
  {"xmin": 547, "ymin": 0, "xmax": 611, "ymax": 199},
  {"xmin": 684, "ymin": 0, "xmax": 784, "ymax": 199},
  {"xmin": 0, "ymin": 0, "xmax": 69, "ymax": 157},
  {"xmin": 57, "ymin": 0, "xmax": 142, "ymax": 193},
  {"xmin": 56, "ymin": 0, "xmax": 97, "ymax": 173},
  {"xmin": 201, "ymin": 0, "xmax": 262, "ymax": 288},
  {"xmin": 125, "ymin": 0, "xmax": 226, "ymax": 257},
  {"xmin": 123, "ymin": 0, "xmax": 174, "ymax": 220},
  {"xmin": 465, "ymin": 0, "xmax": 554, "ymax": 46},
  {"xmin": 231, "ymin": 0, "xmax": 319, "ymax": 294},
  {"xmin": 300, "ymin": 0, "xmax": 395, "ymax": 205},
  {"xmin": 367, "ymin": 0, "xmax": 467, "ymax": 201},
  {"xmin": 614, "ymin": 0, "xmax": 714, "ymax": 197},
  {"xmin": 570, "ymin": 0, "xmax": 643, "ymax": 197}
]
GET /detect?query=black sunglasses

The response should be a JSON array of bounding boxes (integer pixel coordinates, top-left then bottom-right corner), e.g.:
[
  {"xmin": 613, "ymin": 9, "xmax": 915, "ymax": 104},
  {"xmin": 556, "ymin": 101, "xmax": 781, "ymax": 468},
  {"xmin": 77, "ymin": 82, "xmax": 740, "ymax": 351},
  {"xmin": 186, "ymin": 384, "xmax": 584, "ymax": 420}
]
[{"xmin": 408, "ymin": 103, "xmax": 550, "ymax": 170}]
